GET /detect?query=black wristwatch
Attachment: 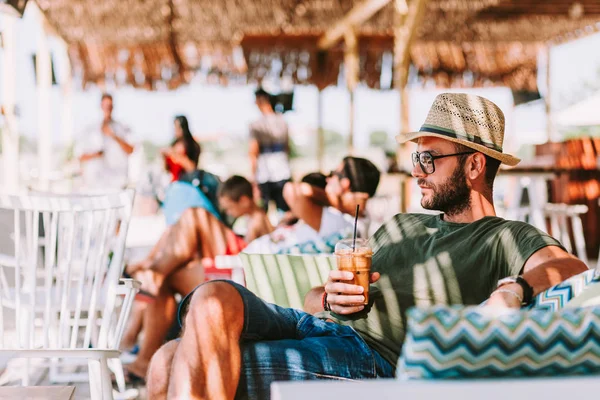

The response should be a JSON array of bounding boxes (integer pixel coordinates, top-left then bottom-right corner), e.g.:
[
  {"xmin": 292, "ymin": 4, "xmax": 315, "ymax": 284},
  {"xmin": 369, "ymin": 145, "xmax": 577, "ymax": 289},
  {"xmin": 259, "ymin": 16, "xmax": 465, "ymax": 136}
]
[{"xmin": 497, "ymin": 276, "xmax": 534, "ymax": 305}]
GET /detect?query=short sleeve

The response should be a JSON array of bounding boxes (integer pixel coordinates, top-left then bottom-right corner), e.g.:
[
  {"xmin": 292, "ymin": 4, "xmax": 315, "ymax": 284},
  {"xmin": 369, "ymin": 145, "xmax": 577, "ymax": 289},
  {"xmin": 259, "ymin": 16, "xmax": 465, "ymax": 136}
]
[{"xmin": 500, "ymin": 222, "xmax": 566, "ymax": 277}]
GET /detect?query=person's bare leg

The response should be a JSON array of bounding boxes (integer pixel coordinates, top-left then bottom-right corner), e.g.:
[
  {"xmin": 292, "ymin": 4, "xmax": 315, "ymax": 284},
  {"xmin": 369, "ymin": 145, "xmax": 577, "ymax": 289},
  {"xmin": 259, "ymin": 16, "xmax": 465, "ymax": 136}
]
[
  {"xmin": 147, "ymin": 340, "xmax": 179, "ymax": 400},
  {"xmin": 126, "ymin": 282, "xmax": 176, "ymax": 379},
  {"xmin": 129, "ymin": 208, "xmax": 234, "ymax": 277},
  {"xmin": 126, "ymin": 226, "xmax": 173, "ymax": 272},
  {"xmin": 167, "ymin": 281, "xmax": 245, "ymax": 399},
  {"xmin": 127, "ymin": 261, "xmax": 205, "ymax": 377},
  {"xmin": 120, "ymin": 301, "xmax": 147, "ymax": 351}
]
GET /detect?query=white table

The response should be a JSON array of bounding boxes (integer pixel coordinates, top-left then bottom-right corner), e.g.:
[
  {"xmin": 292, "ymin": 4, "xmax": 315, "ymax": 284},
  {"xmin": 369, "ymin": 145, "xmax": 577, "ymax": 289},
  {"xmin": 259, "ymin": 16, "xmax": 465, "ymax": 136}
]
[{"xmin": 271, "ymin": 377, "xmax": 600, "ymax": 400}]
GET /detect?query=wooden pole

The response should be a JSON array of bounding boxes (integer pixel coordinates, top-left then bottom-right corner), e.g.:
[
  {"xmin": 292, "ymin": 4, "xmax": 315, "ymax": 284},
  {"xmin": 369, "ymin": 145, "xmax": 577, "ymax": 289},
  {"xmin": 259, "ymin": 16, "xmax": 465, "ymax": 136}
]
[
  {"xmin": 317, "ymin": 89, "xmax": 325, "ymax": 172},
  {"xmin": 35, "ymin": 5, "xmax": 53, "ymax": 191},
  {"xmin": 1, "ymin": 14, "xmax": 20, "ymax": 192},
  {"xmin": 344, "ymin": 29, "xmax": 359, "ymax": 153},
  {"xmin": 393, "ymin": 0, "xmax": 428, "ymax": 213},
  {"xmin": 545, "ymin": 45, "xmax": 553, "ymax": 143}
]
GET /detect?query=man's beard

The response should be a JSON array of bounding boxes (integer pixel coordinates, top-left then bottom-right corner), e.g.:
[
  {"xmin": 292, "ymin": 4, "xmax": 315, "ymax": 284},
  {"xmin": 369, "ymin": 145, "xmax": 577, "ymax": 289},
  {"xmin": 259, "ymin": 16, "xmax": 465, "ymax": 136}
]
[{"xmin": 418, "ymin": 163, "xmax": 471, "ymax": 216}]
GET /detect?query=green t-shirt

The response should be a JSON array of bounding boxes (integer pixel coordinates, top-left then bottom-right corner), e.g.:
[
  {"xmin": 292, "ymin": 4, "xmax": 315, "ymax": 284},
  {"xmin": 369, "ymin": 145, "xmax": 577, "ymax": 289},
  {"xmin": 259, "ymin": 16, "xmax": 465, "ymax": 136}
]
[{"xmin": 330, "ymin": 213, "xmax": 564, "ymax": 367}]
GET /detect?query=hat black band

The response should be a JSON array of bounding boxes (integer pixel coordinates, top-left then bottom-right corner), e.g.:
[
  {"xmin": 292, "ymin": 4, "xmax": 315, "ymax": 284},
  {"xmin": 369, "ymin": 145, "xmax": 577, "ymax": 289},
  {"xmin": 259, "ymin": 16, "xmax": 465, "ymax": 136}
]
[{"xmin": 419, "ymin": 125, "xmax": 503, "ymax": 153}]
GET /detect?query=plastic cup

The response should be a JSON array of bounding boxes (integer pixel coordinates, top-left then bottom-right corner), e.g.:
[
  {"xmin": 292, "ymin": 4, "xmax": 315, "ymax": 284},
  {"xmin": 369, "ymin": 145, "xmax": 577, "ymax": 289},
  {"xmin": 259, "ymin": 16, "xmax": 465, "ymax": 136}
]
[{"xmin": 335, "ymin": 238, "xmax": 373, "ymax": 305}]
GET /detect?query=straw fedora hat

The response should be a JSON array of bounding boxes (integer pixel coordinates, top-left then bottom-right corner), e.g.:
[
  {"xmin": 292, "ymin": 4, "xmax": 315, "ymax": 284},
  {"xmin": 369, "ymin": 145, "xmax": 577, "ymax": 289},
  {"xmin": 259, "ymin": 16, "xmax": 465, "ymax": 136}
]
[{"xmin": 396, "ymin": 93, "xmax": 520, "ymax": 166}]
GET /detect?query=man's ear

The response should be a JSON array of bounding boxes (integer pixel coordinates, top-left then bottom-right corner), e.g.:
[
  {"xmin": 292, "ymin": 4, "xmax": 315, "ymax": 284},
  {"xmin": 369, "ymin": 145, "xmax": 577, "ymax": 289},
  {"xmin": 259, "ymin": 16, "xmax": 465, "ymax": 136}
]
[
  {"xmin": 340, "ymin": 177, "xmax": 352, "ymax": 191},
  {"xmin": 467, "ymin": 153, "xmax": 486, "ymax": 180}
]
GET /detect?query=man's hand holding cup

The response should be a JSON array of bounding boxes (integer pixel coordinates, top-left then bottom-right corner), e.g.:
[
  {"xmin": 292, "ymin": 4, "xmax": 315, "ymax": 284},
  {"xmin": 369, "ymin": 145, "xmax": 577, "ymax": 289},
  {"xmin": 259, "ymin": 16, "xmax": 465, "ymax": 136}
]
[
  {"xmin": 324, "ymin": 270, "xmax": 380, "ymax": 315},
  {"xmin": 324, "ymin": 238, "xmax": 378, "ymax": 315}
]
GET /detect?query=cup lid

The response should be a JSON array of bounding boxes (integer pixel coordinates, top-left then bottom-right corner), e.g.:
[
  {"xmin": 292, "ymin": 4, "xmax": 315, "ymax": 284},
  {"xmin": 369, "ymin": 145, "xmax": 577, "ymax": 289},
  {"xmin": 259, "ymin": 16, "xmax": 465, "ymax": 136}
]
[{"xmin": 335, "ymin": 238, "xmax": 371, "ymax": 252}]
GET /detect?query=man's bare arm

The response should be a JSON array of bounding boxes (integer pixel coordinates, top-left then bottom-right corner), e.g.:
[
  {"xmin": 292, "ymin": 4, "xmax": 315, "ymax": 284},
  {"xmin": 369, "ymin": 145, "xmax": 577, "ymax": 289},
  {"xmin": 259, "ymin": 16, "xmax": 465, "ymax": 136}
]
[
  {"xmin": 249, "ymin": 139, "xmax": 260, "ymax": 179},
  {"xmin": 488, "ymin": 245, "xmax": 588, "ymax": 307},
  {"xmin": 79, "ymin": 151, "xmax": 103, "ymax": 163},
  {"xmin": 521, "ymin": 246, "xmax": 588, "ymax": 295},
  {"xmin": 282, "ymin": 182, "xmax": 325, "ymax": 232}
]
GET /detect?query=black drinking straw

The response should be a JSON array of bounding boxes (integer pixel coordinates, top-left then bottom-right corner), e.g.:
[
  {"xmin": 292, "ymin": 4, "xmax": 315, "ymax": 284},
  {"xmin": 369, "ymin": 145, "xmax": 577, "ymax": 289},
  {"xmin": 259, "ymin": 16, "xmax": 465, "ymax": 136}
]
[{"xmin": 352, "ymin": 204, "xmax": 360, "ymax": 251}]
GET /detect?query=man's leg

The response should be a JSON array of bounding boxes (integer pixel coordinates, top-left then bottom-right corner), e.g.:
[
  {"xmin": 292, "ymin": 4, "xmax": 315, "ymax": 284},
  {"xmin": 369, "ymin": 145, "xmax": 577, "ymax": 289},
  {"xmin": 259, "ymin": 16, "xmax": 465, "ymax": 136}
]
[
  {"xmin": 167, "ymin": 281, "xmax": 245, "ymax": 399},
  {"xmin": 165, "ymin": 280, "xmax": 305, "ymax": 399},
  {"xmin": 147, "ymin": 340, "xmax": 179, "ymax": 400}
]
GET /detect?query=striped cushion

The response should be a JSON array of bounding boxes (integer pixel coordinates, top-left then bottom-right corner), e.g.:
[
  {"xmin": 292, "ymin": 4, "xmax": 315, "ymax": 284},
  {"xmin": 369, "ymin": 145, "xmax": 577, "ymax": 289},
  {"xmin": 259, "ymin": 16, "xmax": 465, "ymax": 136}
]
[{"xmin": 398, "ymin": 305, "xmax": 600, "ymax": 379}]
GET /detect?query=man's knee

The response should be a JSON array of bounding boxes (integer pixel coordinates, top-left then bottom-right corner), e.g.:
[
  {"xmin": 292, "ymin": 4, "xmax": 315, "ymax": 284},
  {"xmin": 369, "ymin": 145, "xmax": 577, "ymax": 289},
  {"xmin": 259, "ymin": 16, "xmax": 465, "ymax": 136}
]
[
  {"xmin": 183, "ymin": 281, "xmax": 244, "ymax": 329},
  {"xmin": 147, "ymin": 340, "xmax": 179, "ymax": 397}
]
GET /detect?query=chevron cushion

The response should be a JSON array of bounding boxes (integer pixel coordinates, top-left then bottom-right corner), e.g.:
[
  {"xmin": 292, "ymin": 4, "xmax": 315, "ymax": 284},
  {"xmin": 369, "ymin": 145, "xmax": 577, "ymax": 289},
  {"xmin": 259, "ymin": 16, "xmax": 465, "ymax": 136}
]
[
  {"xmin": 528, "ymin": 269, "xmax": 600, "ymax": 311},
  {"xmin": 398, "ymin": 305, "xmax": 600, "ymax": 379}
]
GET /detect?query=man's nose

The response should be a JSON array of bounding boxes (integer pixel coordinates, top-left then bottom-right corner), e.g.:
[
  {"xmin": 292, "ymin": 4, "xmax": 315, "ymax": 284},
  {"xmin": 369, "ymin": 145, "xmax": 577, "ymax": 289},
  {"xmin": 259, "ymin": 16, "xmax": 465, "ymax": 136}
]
[{"xmin": 411, "ymin": 161, "xmax": 426, "ymax": 178}]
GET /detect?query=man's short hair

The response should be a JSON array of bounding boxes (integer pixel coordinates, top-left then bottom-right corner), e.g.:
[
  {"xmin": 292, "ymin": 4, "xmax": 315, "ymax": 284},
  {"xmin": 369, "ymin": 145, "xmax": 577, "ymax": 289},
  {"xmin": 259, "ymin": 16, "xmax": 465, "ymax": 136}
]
[
  {"xmin": 454, "ymin": 143, "xmax": 501, "ymax": 188},
  {"xmin": 101, "ymin": 93, "xmax": 113, "ymax": 102},
  {"xmin": 341, "ymin": 156, "xmax": 381, "ymax": 197},
  {"xmin": 218, "ymin": 175, "xmax": 253, "ymax": 202},
  {"xmin": 301, "ymin": 172, "xmax": 328, "ymax": 189}
]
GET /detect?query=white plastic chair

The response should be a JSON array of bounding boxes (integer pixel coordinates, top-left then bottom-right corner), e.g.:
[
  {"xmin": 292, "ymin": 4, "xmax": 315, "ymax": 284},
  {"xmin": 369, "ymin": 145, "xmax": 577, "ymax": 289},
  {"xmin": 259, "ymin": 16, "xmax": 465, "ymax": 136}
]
[
  {"xmin": 544, "ymin": 203, "xmax": 589, "ymax": 266},
  {"xmin": 0, "ymin": 190, "xmax": 139, "ymax": 400}
]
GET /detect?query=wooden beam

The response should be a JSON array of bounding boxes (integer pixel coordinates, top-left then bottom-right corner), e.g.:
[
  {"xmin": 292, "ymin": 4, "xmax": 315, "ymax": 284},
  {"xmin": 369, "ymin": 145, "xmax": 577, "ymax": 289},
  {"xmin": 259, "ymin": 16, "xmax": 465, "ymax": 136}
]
[{"xmin": 318, "ymin": 0, "xmax": 393, "ymax": 50}]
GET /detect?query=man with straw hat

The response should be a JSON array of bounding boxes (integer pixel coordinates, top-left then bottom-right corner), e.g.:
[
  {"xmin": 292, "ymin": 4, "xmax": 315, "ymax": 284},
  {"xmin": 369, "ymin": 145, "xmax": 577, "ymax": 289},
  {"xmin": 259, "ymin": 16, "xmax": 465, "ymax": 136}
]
[{"xmin": 146, "ymin": 94, "xmax": 587, "ymax": 399}]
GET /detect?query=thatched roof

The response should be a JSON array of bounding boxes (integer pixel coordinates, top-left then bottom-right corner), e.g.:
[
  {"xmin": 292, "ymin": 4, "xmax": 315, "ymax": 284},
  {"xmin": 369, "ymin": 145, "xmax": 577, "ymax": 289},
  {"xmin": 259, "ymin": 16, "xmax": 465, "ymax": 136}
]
[{"xmin": 37, "ymin": 0, "xmax": 600, "ymax": 91}]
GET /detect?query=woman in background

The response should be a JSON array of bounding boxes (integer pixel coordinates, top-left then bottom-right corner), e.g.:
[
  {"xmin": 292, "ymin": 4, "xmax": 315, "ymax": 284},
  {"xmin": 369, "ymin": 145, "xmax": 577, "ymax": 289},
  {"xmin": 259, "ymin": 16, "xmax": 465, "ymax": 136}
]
[{"xmin": 163, "ymin": 115, "xmax": 201, "ymax": 181}]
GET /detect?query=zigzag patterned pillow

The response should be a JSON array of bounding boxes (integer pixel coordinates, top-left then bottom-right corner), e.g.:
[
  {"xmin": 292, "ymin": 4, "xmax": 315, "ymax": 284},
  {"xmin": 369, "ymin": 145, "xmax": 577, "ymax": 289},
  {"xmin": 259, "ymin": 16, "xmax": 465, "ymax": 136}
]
[
  {"xmin": 528, "ymin": 269, "xmax": 600, "ymax": 311},
  {"xmin": 398, "ymin": 305, "xmax": 600, "ymax": 379}
]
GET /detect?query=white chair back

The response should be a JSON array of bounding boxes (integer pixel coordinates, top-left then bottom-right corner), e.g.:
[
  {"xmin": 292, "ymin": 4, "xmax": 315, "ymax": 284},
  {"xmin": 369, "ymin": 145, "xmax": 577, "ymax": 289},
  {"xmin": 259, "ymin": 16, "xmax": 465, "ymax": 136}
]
[{"xmin": 0, "ymin": 190, "xmax": 134, "ymax": 351}]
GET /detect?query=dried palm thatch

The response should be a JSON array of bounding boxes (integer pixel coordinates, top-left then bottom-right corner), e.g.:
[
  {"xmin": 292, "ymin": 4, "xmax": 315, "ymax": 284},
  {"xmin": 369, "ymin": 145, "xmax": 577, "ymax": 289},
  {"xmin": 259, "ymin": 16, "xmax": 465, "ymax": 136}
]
[{"xmin": 36, "ymin": 0, "xmax": 600, "ymax": 91}]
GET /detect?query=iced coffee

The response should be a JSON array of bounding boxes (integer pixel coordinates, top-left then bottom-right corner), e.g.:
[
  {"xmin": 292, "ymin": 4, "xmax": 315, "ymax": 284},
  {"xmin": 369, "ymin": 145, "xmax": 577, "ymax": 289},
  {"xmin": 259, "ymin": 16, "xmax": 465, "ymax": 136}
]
[{"xmin": 335, "ymin": 238, "xmax": 373, "ymax": 305}]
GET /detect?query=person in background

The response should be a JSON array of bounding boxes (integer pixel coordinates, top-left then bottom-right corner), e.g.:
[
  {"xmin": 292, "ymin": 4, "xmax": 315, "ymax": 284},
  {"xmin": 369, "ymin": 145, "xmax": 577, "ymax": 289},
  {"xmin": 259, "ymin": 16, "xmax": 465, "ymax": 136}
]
[
  {"xmin": 242, "ymin": 157, "xmax": 381, "ymax": 254},
  {"xmin": 162, "ymin": 115, "xmax": 201, "ymax": 182},
  {"xmin": 277, "ymin": 172, "xmax": 329, "ymax": 227},
  {"xmin": 249, "ymin": 88, "xmax": 291, "ymax": 214},
  {"xmin": 77, "ymin": 93, "xmax": 134, "ymax": 189},
  {"xmin": 218, "ymin": 175, "xmax": 274, "ymax": 243}
]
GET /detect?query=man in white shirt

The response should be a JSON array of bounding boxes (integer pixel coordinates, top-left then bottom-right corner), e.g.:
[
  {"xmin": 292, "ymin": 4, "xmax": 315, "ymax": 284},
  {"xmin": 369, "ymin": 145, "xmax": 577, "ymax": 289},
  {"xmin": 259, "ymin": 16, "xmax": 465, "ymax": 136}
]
[
  {"xmin": 77, "ymin": 93, "xmax": 134, "ymax": 189},
  {"xmin": 248, "ymin": 88, "xmax": 292, "ymax": 212}
]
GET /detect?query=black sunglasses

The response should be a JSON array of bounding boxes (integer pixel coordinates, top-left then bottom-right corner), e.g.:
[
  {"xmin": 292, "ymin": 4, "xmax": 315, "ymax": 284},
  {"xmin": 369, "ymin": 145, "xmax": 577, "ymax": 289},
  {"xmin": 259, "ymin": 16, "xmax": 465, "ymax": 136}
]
[
  {"xmin": 328, "ymin": 170, "xmax": 345, "ymax": 180},
  {"xmin": 411, "ymin": 151, "xmax": 475, "ymax": 174}
]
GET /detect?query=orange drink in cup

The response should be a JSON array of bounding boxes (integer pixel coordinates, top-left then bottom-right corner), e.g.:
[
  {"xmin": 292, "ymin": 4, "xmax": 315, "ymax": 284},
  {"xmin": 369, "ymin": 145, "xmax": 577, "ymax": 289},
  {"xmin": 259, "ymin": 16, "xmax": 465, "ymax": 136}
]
[{"xmin": 335, "ymin": 238, "xmax": 373, "ymax": 305}]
